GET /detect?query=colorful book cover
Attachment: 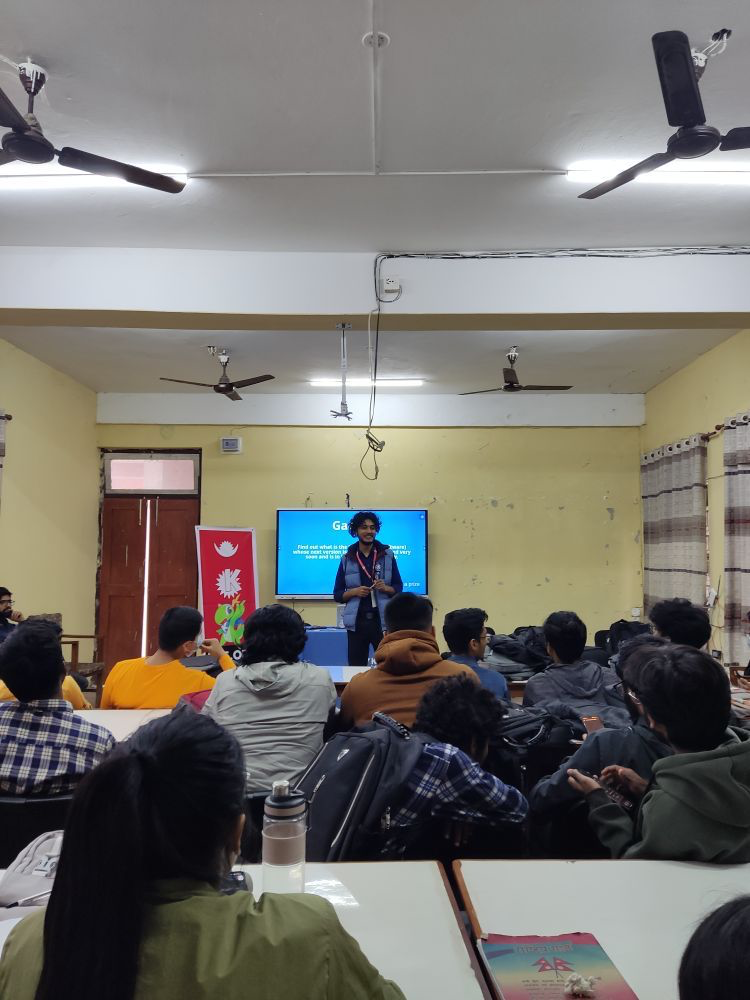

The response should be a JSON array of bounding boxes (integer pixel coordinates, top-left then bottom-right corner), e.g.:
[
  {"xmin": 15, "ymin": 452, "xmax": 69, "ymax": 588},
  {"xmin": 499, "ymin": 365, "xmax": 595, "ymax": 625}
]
[{"xmin": 479, "ymin": 932, "xmax": 639, "ymax": 999}]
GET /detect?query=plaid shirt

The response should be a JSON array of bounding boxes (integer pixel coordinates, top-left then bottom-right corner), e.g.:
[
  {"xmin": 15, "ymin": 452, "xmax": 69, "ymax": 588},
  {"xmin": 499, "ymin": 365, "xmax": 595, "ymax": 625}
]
[
  {"xmin": 392, "ymin": 741, "xmax": 528, "ymax": 827},
  {"xmin": 0, "ymin": 699, "xmax": 115, "ymax": 796}
]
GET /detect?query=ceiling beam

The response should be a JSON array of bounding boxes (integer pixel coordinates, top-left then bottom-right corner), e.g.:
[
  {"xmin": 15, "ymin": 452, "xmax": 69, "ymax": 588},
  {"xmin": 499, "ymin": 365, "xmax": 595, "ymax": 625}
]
[{"xmin": 0, "ymin": 308, "xmax": 746, "ymax": 331}]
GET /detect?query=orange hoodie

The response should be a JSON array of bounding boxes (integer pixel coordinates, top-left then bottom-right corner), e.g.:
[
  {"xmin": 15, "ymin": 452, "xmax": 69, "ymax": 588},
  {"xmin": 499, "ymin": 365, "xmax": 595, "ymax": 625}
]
[{"xmin": 339, "ymin": 629, "xmax": 477, "ymax": 728}]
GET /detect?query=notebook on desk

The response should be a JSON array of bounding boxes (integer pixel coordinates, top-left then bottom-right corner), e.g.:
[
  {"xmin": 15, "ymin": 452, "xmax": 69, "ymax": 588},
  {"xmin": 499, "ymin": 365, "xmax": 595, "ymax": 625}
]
[{"xmin": 479, "ymin": 932, "xmax": 638, "ymax": 999}]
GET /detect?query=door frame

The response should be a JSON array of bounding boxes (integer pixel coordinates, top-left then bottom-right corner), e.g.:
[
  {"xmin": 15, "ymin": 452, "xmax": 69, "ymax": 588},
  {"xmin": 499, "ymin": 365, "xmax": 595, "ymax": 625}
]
[{"xmin": 95, "ymin": 448, "xmax": 203, "ymax": 660}]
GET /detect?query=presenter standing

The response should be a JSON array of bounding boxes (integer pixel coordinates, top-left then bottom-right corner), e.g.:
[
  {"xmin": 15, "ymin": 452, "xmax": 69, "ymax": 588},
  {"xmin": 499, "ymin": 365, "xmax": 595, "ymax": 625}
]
[{"xmin": 333, "ymin": 511, "xmax": 403, "ymax": 666}]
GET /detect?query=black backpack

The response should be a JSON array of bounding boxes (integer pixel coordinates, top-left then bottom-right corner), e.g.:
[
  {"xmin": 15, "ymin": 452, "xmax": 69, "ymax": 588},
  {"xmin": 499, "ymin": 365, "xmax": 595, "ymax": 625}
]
[
  {"xmin": 487, "ymin": 627, "xmax": 551, "ymax": 676},
  {"xmin": 485, "ymin": 703, "xmax": 582, "ymax": 792},
  {"xmin": 296, "ymin": 713, "xmax": 430, "ymax": 862},
  {"xmin": 607, "ymin": 619, "xmax": 651, "ymax": 655}
]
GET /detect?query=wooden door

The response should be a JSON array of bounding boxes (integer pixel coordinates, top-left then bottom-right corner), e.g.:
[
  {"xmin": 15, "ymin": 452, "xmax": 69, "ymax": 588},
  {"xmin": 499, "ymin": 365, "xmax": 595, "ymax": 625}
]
[
  {"xmin": 145, "ymin": 498, "xmax": 200, "ymax": 653},
  {"xmin": 98, "ymin": 498, "xmax": 147, "ymax": 670}
]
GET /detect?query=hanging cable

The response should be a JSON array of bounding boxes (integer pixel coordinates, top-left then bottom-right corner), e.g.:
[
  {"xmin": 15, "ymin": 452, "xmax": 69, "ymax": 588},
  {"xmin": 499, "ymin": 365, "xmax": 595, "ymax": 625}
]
[{"xmin": 359, "ymin": 307, "xmax": 383, "ymax": 480}]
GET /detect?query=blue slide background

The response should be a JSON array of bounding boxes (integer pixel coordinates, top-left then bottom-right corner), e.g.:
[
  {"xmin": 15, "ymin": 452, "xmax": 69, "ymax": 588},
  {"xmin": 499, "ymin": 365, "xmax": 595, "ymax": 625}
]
[{"xmin": 276, "ymin": 509, "xmax": 428, "ymax": 597}]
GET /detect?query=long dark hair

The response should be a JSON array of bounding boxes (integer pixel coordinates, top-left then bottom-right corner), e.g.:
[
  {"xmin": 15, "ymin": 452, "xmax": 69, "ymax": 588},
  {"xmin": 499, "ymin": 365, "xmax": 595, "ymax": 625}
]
[{"xmin": 34, "ymin": 709, "xmax": 245, "ymax": 1000}]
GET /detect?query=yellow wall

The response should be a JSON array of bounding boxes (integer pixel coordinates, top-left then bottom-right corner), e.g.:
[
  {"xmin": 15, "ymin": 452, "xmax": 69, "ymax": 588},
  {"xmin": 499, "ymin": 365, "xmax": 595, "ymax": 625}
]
[
  {"xmin": 0, "ymin": 339, "xmax": 99, "ymax": 652},
  {"xmin": 642, "ymin": 328, "xmax": 750, "ymax": 649},
  {"xmin": 97, "ymin": 424, "xmax": 643, "ymax": 636}
]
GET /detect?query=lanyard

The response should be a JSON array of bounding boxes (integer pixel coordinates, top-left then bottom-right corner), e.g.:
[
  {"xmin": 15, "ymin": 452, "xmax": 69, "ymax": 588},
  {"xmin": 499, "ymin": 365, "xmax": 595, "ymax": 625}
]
[{"xmin": 355, "ymin": 549, "xmax": 378, "ymax": 583}]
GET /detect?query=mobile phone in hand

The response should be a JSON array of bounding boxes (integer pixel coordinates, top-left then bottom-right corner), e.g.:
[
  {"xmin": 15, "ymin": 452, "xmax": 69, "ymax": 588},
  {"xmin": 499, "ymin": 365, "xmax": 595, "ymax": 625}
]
[{"xmin": 577, "ymin": 770, "xmax": 634, "ymax": 811}]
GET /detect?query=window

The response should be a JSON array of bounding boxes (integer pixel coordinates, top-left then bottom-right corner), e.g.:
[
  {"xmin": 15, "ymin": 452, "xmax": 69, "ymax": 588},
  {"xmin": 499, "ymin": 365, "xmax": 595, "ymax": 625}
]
[{"xmin": 103, "ymin": 452, "xmax": 200, "ymax": 495}]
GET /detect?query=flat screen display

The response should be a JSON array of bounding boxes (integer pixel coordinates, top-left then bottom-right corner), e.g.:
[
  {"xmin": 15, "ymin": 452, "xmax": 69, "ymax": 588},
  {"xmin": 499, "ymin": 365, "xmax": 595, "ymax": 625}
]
[{"xmin": 275, "ymin": 508, "xmax": 428, "ymax": 599}]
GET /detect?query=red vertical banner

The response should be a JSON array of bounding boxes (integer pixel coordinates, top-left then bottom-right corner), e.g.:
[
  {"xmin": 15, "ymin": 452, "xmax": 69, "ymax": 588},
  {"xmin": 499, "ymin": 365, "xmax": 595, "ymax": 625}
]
[{"xmin": 195, "ymin": 526, "xmax": 258, "ymax": 646}]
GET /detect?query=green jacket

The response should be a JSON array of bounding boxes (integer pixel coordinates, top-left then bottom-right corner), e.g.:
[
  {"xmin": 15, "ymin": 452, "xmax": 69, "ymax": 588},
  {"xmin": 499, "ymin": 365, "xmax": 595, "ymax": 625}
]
[
  {"xmin": 587, "ymin": 728, "xmax": 750, "ymax": 861},
  {"xmin": 0, "ymin": 879, "xmax": 406, "ymax": 1000}
]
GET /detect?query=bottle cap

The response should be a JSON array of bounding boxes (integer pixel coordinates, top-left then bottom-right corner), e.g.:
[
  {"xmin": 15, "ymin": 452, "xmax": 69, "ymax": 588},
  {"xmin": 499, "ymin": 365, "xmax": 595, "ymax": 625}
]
[{"xmin": 265, "ymin": 781, "xmax": 307, "ymax": 820}]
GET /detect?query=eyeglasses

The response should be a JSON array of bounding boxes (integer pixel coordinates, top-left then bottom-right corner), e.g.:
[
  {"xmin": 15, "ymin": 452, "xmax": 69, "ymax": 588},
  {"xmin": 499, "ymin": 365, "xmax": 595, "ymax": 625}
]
[
  {"xmin": 0, "ymin": 599, "xmax": 13, "ymax": 606},
  {"xmin": 614, "ymin": 680, "xmax": 642, "ymax": 705}
]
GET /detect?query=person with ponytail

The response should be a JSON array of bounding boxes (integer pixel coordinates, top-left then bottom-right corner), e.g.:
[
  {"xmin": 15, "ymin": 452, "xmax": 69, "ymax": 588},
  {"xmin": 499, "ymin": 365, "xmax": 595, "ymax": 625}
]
[{"xmin": 0, "ymin": 710, "xmax": 405, "ymax": 1000}]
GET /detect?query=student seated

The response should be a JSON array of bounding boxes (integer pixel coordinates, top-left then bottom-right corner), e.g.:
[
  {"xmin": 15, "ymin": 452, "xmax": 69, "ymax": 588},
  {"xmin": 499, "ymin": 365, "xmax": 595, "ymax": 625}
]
[
  {"xmin": 0, "ymin": 711, "xmax": 405, "ymax": 1000},
  {"xmin": 442, "ymin": 608, "xmax": 509, "ymax": 700},
  {"xmin": 649, "ymin": 597, "xmax": 711, "ymax": 648},
  {"xmin": 568, "ymin": 645, "xmax": 750, "ymax": 861},
  {"xmin": 393, "ymin": 675, "xmax": 527, "ymax": 840},
  {"xmin": 102, "ymin": 606, "xmax": 233, "ymax": 709},
  {"xmin": 202, "ymin": 605, "xmax": 336, "ymax": 793},
  {"xmin": 523, "ymin": 611, "xmax": 624, "ymax": 722},
  {"xmin": 0, "ymin": 586, "xmax": 24, "ymax": 644},
  {"xmin": 339, "ymin": 593, "xmax": 476, "ymax": 728},
  {"xmin": 0, "ymin": 620, "xmax": 114, "ymax": 796},
  {"xmin": 528, "ymin": 636, "xmax": 673, "ymax": 853},
  {"xmin": 678, "ymin": 896, "xmax": 750, "ymax": 1000}
]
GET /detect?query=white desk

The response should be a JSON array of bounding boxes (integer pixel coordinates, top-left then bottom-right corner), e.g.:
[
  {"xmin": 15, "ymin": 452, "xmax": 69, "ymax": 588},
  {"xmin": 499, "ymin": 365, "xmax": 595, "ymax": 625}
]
[
  {"xmin": 240, "ymin": 861, "xmax": 489, "ymax": 1000},
  {"xmin": 323, "ymin": 664, "xmax": 369, "ymax": 687},
  {"xmin": 76, "ymin": 709, "xmax": 170, "ymax": 742},
  {"xmin": 454, "ymin": 859, "xmax": 750, "ymax": 1000}
]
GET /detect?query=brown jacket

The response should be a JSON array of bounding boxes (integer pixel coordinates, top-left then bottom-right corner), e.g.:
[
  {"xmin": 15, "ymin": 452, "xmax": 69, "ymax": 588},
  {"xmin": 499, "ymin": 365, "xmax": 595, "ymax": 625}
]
[{"xmin": 339, "ymin": 630, "xmax": 477, "ymax": 728}]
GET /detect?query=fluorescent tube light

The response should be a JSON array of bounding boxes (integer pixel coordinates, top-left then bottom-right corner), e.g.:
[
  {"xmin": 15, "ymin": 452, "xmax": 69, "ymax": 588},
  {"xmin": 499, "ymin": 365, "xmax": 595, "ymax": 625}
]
[
  {"xmin": 566, "ymin": 159, "xmax": 750, "ymax": 187},
  {"xmin": 309, "ymin": 378, "xmax": 424, "ymax": 388},
  {"xmin": 0, "ymin": 161, "xmax": 189, "ymax": 191}
]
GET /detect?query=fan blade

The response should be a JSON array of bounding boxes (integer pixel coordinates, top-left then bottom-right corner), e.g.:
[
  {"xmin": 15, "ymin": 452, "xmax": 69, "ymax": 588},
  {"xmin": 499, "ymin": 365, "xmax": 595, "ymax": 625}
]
[
  {"xmin": 652, "ymin": 31, "xmax": 705, "ymax": 128},
  {"xmin": 520, "ymin": 385, "xmax": 573, "ymax": 391},
  {"xmin": 458, "ymin": 387, "xmax": 504, "ymax": 396},
  {"xmin": 57, "ymin": 147, "xmax": 185, "ymax": 193},
  {"xmin": 720, "ymin": 127, "xmax": 750, "ymax": 152},
  {"xmin": 227, "ymin": 390, "xmax": 243, "ymax": 402},
  {"xmin": 502, "ymin": 367, "xmax": 519, "ymax": 385},
  {"xmin": 159, "ymin": 377, "xmax": 214, "ymax": 388},
  {"xmin": 578, "ymin": 151, "xmax": 675, "ymax": 199},
  {"xmin": 229, "ymin": 374, "xmax": 275, "ymax": 389},
  {"xmin": 0, "ymin": 148, "xmax": 17, "ymax": 167},
  {"xmin": 0, "ymin": 85, "xmax": 27, "ymax": 131}
]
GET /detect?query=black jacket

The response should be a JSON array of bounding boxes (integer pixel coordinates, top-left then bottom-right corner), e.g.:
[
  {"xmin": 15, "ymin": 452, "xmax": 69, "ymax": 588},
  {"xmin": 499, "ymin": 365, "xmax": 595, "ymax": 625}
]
[{"xmin": 529, "ymin": 717, "xmax": 672, "ymax": 817}]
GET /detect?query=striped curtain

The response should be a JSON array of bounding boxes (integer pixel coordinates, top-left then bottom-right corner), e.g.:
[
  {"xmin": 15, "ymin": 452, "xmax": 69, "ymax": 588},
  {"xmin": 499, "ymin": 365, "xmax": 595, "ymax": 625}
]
[
  {"xmin": 641, "ymin": 435, "xmax": 707, "ymax": 614},
  {"xmin": 724, "ymin": 412, "xmax": 750, "ymax": 670}
]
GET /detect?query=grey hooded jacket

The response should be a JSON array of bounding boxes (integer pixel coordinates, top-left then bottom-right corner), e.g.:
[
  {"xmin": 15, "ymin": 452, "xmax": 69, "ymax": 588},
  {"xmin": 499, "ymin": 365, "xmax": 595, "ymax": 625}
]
[
  {"xmin": 522, "ymin": 659, "xmax": 629, "ymax": 727},
  {"xmin": 202, "ymin": 660, "xmax": 336, "ymax": 792}
]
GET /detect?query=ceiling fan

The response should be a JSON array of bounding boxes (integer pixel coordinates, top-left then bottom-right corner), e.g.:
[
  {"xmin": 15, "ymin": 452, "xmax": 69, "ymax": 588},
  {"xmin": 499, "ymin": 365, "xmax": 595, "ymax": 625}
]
[
  {"xmin": 579, "ymin": 29, "xmax": 750, "ymax": 200},
  {"xmin": 0, "ymin": 58, "xmax": 185, "ymax": 193},
  {"xmin": 460, "ymin": 347, "xmax": 572, "ymax": 395},
  {"xmin": 160, "ymin": 347, "xmax": 274, "ymax": 401}
]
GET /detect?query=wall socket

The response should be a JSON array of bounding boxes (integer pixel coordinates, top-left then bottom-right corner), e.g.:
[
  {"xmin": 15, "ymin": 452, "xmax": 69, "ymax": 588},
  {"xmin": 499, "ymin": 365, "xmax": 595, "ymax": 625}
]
[
  {"xmin": 630, "ymin": 607, "xmax": 641, "ymax": 619},
  {"xmin": 380, "ymin": 276, "xmax": 401, "ymax": 296}
]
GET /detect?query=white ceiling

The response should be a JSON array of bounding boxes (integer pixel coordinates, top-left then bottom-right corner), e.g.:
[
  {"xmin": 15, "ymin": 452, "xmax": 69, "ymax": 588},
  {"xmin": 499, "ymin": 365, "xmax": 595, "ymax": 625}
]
[
  {"xmin": 1, "ymin": 325, "xmax": 735, "ymax": 394},
  {"xmin": 2, "ymin": 0, "xmax": 750, "ymax": 250}
]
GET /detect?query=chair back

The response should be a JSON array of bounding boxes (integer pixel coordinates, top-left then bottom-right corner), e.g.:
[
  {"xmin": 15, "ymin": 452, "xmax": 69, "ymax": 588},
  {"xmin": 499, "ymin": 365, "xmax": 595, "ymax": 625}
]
[
  {"xmin": 240, "ymin": 790, "xmax": 271, "ymax": 863},
  {"xmin": 0, "ymin": 794, "xmax": 72, "ymax": 868}
]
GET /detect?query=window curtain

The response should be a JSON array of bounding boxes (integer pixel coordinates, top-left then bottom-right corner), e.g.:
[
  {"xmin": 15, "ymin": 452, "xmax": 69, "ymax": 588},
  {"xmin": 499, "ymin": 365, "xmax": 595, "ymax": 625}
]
[
  {"xmin": 724, "ymin": 412, "xmax": 750, "ymax": 670},
  {"xmin": 641, "ymin": 435, "xmax": 707, "ymax": 615}
]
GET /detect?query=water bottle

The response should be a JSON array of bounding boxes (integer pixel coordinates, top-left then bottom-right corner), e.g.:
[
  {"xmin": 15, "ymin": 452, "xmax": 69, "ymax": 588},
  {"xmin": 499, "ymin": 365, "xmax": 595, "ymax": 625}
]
[{"xmin": 261, "ymin": 780, "xmax": 308, "ymax": 894}]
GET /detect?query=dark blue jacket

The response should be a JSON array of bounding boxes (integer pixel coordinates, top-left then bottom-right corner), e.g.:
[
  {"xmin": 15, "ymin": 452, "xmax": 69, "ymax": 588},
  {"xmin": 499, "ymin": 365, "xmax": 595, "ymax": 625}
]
[
  {"xmin": 0, "ymin": 619, "xmax": 16, "ymax": 645},
  {"xmin": 445, "ymin": 653, "xmax": 509, "ymax": 701}
]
